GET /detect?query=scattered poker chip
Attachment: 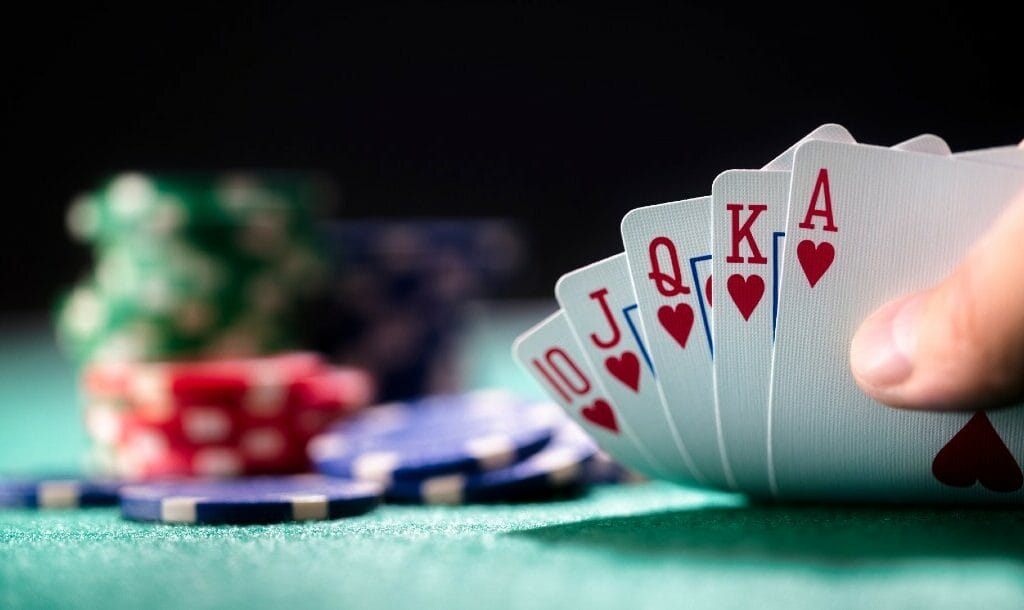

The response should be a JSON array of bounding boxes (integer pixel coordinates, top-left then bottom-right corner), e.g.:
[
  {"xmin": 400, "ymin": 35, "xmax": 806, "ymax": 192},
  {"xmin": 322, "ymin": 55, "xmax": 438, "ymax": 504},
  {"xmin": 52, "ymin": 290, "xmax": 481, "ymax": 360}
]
[
  {"xmin": 0, "ymin": 476, "xmax": 123, "ymax": 509},
  {"xmin": 309, "ymin": 391, "xmax": 561, "ymax": 483},
  {"xmin": 384, "ymin": 422, "xmax": 598, "ymax": 504},
  {"xmin": 118, "ymin": 475, "xmax": 382, "ymax": 524}
]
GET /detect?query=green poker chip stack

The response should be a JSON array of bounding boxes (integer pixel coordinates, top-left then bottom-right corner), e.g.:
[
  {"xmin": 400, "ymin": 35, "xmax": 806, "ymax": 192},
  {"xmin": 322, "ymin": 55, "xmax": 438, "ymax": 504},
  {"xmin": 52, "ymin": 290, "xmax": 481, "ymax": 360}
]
[{"xmin": 56, "ymin": 172, "xmax": 333, "ymax": 364}]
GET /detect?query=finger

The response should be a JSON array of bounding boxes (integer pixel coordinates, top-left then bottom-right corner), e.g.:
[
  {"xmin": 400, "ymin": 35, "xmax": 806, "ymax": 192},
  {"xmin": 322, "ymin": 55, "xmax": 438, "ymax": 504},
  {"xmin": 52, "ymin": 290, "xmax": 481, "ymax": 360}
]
[{"xmin": 850, "ymin": 186, "xmax": 1024, "ymax": 410}]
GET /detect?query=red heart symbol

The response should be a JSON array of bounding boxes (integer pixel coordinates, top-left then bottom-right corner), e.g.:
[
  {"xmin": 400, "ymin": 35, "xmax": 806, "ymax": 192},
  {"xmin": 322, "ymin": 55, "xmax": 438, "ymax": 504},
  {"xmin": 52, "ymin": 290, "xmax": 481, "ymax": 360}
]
[
  {"xmin": 932, "ymin": 412, "xmax": 1023, "ymax": 492},
  {"xmin": 727, "ymin": 274, "xmax": 765, "ymax": 321},
  {"xmin": 705, "ymin": 276, "xmax": 713, "ymax": 308},
  {"xmin": 580, "ymin": 399, "xmax": 619, "ymax": 433},
  {"xmin": 657, "ymin": 303, "xmax": 694, "ymax": 349},
  {"xmin": 797, "ymin": 240, "xmax": 834, "ymax": 288},
  {"xmin": 605, "ymin": 352, "xmax": 641, "ymax": 392}
]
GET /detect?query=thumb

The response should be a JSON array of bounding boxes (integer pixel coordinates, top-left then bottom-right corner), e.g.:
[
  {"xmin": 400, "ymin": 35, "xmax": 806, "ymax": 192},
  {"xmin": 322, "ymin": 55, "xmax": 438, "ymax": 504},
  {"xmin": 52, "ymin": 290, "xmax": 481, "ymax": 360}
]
[{"xmin": 850, "ymin": 164, "xmax": 1024, "ymax": 410}]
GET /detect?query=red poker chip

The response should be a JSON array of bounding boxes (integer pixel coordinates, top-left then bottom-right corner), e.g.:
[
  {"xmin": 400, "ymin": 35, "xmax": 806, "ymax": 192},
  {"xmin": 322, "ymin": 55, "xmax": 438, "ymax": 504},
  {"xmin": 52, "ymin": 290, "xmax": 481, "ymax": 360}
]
[
  {"xmin": 108, "ymin": 432, "xmax": 308, "ymax": 479},
  {"xmin": 87, "ymin": 403, "xmax": 313, "ymax": 450},
  {"xmin": 237, "ymin": 427, "xmax": 311, "ymax": 470},
  {"xmin": 84, "ymin": 387, "xmax": 357, "ymax": 463},
  {"xmin": 289, "ymin": 408, "xmax": 343, "ymax": 442},
  {"xmin": 83, "ymin": 352, "xmax": 327, "ymax": 408},
  {"xmin": 291, "ymin": 367, "xmax": 376, "ymax": 412},
  {"xmin": 80, "ymin": 353, "xmax": 374, "ymax": 481},
  {"xmin": 85, "ymin": 402, "xmax": 248, "ymax": 447}
]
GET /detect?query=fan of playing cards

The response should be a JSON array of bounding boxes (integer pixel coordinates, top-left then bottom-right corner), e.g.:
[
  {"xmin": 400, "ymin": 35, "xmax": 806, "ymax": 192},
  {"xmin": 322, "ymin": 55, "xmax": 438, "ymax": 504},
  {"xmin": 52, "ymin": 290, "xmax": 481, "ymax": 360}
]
[{"xmin": 513, "ymin": 125, "xmax": 1024, "ymax": 503}]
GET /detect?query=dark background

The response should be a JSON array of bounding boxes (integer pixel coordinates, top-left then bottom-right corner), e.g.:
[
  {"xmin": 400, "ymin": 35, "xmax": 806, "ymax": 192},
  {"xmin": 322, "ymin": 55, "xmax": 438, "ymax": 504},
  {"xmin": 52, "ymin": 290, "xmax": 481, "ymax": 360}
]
[{"xmin": 3, "ymin": 4, "xmax": 1021, "ymax": 312}]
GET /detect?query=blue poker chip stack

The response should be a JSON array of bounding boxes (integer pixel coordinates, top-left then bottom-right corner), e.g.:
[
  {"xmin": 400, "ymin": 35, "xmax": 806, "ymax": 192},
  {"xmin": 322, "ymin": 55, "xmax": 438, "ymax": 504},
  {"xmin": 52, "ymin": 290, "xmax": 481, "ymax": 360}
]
[
  {"xmin": 119, "ymin": 475, "xmax": 383, "ymax": 525},
  {"xmin": 309, "ymin": 390, "xmax": 620, "ymax": 504},
  {"xmin": 582, "ymin": 452, "xmax": 647, "ymax": 485},
  {"xmin": 0, "ymin": 476, "xmax": 124, "ymax": 509},
  {"xmin": 312, "ymin": 221, "xmax": 525, "ymax": 402},
  {"xmin": 0, "ymin": 473, "xmax": 385, "ymax": 526}
]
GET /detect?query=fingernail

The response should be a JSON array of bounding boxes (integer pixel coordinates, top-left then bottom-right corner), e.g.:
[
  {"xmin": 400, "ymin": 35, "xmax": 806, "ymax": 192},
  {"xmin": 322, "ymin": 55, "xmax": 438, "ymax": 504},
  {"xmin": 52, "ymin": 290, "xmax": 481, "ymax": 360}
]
[{"xmin": 850, "ymin": 292, "xmax": 927, "ymax": 389}]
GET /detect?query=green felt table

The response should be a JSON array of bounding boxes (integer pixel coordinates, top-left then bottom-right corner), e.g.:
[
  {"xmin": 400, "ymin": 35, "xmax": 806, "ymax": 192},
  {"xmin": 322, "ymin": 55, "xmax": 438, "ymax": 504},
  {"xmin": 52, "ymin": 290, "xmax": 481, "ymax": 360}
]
[{"xmin": 3, "ymin": 312, "xmax": 1024, "ymax": 610}]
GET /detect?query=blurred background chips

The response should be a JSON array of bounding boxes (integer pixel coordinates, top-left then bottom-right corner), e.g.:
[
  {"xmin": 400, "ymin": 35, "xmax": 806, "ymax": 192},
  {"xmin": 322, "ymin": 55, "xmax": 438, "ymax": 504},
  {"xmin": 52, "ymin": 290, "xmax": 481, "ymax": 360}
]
[
  {"xmin": 314, "ymin": 219, "xmax": 523, "ymax": 400},
  {"xmin": 58, "ymin": 172, "xmax": 332, "ymax": 363},
  {"xmin": 52, "ymin": 170, "xmax": 527, "ymax": 479}
]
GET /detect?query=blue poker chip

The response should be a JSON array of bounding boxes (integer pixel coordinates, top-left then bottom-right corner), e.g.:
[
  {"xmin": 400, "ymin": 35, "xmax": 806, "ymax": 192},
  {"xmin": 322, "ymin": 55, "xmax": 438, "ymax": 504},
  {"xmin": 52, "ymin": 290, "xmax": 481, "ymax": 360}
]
[
  {"xmin": 309, "ymin": 390, "xmax": 562, "ymax": 483},
  {"xmin": 582, "ymin": 452, "xmax": 645, "ymax": 485},
  {"xmin": 0, "ymin": 476, "xmax": 123, "ymax": 509},
  {"xmin": 119, "ymin": 475, "xmax": 383, "ymax": 525},
  {"xmin": 385, "ymin": 421, "xmax": 598, "ymax": 504}
]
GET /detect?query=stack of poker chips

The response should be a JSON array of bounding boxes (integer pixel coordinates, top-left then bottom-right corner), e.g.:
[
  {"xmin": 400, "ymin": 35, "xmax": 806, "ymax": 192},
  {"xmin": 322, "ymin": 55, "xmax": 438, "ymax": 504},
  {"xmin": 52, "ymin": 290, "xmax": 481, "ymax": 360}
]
[
  {"xmin": 314, "ymin": 220, "xmax": 524, "ymax": 401},
  {"xmin": 0, "ymin": 473, "xmax": 386, "ymax": 525},
  {"xmin": 1, "ymin": 390, "xmax": 628, "ymax": 519},
  {"xmin": 307, "ymin": 390, "xmax": 632, "ymax": 504},
  {"xmin": 82, "ymin": 352, "xmax": 375, "ymax": 478},
  {"xmin": 53, "ymin": 172, "xmax": 381, "ymax": 479},
  {"xmin": 57, "ymin": 172, "xmax": 331, "ymax": 363}
]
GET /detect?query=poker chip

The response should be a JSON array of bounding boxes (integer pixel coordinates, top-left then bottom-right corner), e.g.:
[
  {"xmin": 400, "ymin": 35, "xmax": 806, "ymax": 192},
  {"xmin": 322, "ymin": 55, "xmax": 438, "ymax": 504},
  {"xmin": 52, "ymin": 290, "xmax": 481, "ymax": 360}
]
[
  {"xmin": 309, "ymin": 391, "xmax": 561, "ymax": 483},
  {"xmin": 110, "ymin": 439, "xmax": 249, "ymax": 479},
  {"xmin": 106, "ymin": 427, "xmax": 312, "ymax": 479},
  {"xmin": 85, "ymin": 401, "xmax": 246, "ymax": 446},
  {"xmin": 56, "ymin": 172, "xmax": 332, "ymax": 366},
  {"xmin": 582, "ymin": 452, "xmax": 644, "ymax": 485},
  {"xmin": 384, "ymin": 422, "xmax": 598, "ymax": 504},
  {"xmin": 293, "ymin": 368, "xmax": 377, "ymax": 412},
  {"xmin": 313, "ymin": 220, "xmax": 523, "ymax": 400},
  {"xmin": 118, "ymin": 475, "xmax": 382, "ymax": 524},
  {"xmin": 0, "ymin": 476, "xmax": 123, "ymax": 509},
  {"xmin": 82, "ymin": 352, "xmax": 327, "ymax": 406},
  {"xmin": 80, "ymin": 353, "xmax": 374, "ymax": 480}
]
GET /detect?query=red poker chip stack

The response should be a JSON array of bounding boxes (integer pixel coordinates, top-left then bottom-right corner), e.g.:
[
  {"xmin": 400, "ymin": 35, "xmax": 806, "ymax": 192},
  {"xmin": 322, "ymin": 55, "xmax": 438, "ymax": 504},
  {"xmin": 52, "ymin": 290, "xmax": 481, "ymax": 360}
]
[{"xmin": 81, "ymin": 352, "xmax": 375, "ymax": 479}]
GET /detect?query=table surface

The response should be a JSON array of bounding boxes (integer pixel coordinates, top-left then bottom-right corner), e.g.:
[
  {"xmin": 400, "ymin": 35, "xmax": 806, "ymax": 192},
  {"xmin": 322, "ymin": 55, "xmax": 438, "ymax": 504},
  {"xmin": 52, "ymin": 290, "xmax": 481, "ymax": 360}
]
[{"xmin": 3, "ymin": 312, "xmax": 1024, "ymax": 610}]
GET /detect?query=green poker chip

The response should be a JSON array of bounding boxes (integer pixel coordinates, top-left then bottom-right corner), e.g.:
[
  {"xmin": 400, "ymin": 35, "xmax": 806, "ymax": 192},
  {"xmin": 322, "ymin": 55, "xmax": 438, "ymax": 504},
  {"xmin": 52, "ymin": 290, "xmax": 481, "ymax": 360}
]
[
  {"xmin": 67, "ymin": 172, "xmax": 329, "ymax": 245},
  {"xmin": 57, "ymin": 287, "xmax": 296, "ymax": 364},
  {"xmin": 56, "ymin": 171, "xmax": 331, "ymax": 365}
]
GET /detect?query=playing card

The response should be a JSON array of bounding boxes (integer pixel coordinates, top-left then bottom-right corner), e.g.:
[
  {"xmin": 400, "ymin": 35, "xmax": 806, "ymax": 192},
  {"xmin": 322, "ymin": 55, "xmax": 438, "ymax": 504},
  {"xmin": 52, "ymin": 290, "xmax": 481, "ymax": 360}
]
[
  {"xmin": 954, "ymin": 145, "xmax": 1024, "ymax": 168},
  {"xmin": 761, "ymin": 124, "xmax": 856, "ymax": 171},
  {"xmin": 556, "ymin": 253, "xmax": 700, "ymax": 482},
  {"xmin": 621, "ymin": 196, "xmax": 731, "ymax": 487},
  {"xmin": 891, "ymin": 134, "xmax": 951, "ymax": 156},
  {"xmin": 616, "ymin": 125, "xmax": 858, "ymax": 490},
  {"xmin": 769, "ymin": 140, "xmax": 1024, "ymax": 501},
  {"xmin": 710, "ymin": 169, "xmax": 790, "ymax": 495},
  {"xmin": 512, "ymin": 310, "xmax": 667, "ymax": 477},
  {"xmin": 710, "ymin": 133, "xmax": 949, "ymax": 495}
]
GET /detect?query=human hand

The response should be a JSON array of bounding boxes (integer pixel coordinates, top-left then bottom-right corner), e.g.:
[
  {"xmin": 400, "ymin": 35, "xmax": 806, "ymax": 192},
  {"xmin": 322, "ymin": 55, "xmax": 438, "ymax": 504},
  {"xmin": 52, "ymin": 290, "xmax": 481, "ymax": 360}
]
[{"xmin": 850, "ymin": 142, "xmax": 1024, "ymax": 410}]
